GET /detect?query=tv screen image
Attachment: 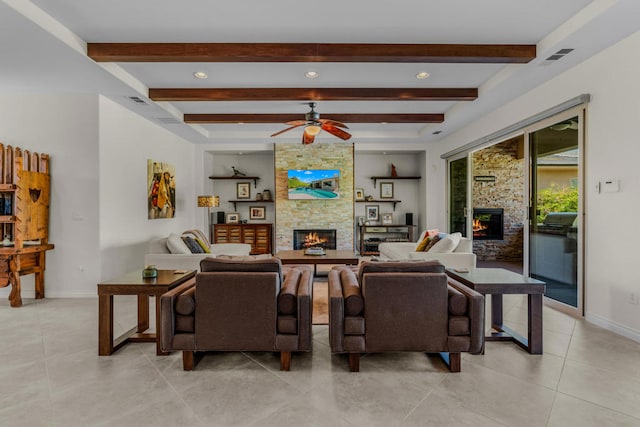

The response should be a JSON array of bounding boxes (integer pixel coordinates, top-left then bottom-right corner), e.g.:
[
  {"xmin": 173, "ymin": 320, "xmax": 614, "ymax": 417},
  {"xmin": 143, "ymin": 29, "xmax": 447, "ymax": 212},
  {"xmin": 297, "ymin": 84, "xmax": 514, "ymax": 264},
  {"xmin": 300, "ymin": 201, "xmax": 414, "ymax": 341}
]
[{"xmin": 287, "ymin": 169, "xmax": 340, "ymax": 199}]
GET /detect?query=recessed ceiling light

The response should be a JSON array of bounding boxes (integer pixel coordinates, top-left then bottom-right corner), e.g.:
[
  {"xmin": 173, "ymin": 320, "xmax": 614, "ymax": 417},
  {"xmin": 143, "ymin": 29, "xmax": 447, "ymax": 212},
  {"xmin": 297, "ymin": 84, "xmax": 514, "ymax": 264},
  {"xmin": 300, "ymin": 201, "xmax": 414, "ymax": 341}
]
[
  {"xmin": 416, "ymin": 71, "xmax": 430, "ymax": 79},
  {"xmin": 193, "ymin": 71, "xmax": 208, "ymax": 79},
  {"xmin": 305, "ymin": 71, "xmax": 319, "ymax": 79}
]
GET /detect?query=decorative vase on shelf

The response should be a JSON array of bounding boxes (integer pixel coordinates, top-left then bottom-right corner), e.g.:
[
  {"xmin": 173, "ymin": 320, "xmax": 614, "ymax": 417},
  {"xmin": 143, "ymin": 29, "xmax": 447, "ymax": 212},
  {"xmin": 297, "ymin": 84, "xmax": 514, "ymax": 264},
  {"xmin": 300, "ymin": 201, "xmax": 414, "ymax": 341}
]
[
  {"xmin": 256, "ymin": 193, "xmax": 263, "ymax": 201},
  {"xmin": 262, "ymin": 190, "xmax": 271, "ymax": 201},
  {"xmin": 2, "ymin": 234, "xmax": 11, "ymax": 246}
]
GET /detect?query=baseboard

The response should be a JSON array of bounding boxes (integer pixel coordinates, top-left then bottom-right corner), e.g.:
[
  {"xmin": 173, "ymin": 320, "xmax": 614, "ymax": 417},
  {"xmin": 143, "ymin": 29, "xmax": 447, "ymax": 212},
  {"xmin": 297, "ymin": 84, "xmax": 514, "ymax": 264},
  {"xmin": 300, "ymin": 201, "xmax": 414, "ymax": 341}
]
[
  {"xmin": 586, "ymin": 312, "xmax": 640, "ymax": 343},
  {"xmin": 0, "ymin": 287, "xmax": 97, "ymax": 299}
]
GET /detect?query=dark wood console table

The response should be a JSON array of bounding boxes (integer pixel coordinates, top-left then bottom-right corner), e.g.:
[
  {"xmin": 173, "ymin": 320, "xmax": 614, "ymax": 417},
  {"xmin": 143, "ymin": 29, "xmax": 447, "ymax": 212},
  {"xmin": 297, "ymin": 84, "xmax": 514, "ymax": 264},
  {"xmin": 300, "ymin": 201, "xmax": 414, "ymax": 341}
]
[{"xmin": 0, "ymin": 244, "xmax": 55, "ymax": 307}]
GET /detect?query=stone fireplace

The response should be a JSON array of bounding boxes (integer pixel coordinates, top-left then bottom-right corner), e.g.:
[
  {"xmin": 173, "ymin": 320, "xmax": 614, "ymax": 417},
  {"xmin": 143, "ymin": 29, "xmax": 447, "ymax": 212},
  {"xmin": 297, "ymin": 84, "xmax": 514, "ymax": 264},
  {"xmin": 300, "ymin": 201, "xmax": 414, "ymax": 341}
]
[
  {"xmin": 293, "ymin": 229, "xmax": 337, "ymax": 250},
  {"xmin": 473, "ymin": 208, "xmax": 504, "ymax": 240}
]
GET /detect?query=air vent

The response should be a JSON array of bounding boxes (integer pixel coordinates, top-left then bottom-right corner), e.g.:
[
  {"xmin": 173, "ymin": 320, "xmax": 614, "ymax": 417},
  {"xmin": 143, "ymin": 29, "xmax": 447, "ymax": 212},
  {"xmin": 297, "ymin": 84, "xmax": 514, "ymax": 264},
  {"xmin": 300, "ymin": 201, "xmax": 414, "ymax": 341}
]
[
  {"xmin": 545, "ymin": 48, "xmax": 574, "ymax": 61},
  {"xmin": 155, "ymin": 117, "xmax": 182, "ymax": 125},
  {"xmin": 126, "ymin": 96, "xmax": 148, "ymax": 105}
]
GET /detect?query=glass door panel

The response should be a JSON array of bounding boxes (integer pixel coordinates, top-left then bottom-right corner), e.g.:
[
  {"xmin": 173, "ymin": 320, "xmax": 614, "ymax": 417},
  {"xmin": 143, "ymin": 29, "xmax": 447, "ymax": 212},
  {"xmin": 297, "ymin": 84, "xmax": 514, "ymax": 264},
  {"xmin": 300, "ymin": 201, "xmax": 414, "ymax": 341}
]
[
  {"xmin": 529, "ymin": 115, "xmax": 580, "ymax": 308},
  {"xmin": 449, "ymin": 157, "xmax": 468, "ymax": 236}
]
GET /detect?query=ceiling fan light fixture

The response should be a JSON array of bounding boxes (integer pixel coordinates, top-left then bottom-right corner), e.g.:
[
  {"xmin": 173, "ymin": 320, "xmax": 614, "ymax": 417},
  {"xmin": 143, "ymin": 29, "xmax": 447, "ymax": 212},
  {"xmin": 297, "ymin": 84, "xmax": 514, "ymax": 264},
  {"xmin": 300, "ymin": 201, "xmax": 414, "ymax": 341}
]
[
  {"xmin": 304, "ymin": 123, "xmax": 322, "ymax": 136},
  {"xmin": 416, "ymin": 71, "xmax": 430, "ymax": 79},
  {"xmin": 305, "ymin": 71, "xmax": 319, "ymax": 79},
  {"xmin": 193, "ymin": 71, "xmax": 208, "ymax": 79}
]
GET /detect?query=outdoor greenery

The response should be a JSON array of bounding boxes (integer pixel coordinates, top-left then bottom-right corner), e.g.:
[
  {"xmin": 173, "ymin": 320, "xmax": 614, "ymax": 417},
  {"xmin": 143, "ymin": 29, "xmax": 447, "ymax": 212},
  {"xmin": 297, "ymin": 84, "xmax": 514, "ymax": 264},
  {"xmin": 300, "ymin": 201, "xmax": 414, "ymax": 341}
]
[{"xmin": 536, "ymin": 184, "xmax": 578, "ymax": 223}]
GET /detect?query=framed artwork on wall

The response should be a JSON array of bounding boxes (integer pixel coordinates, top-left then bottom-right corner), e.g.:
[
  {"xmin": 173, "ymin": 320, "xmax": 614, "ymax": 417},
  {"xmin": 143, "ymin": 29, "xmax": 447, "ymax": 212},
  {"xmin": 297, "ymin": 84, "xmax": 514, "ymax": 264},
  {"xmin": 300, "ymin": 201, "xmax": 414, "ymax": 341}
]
[
  {"xmin": 236, "ymin": 182, "xmax": 251, "ymax": 199},
  {"xmin": 380, "ymin": 182, "xmax": 394, "ymax": 199},
  {"xmin": 365, "ymin": 205, "xmax": 379, "ymax": 222},
  {"xmin": 355, "ymin": 188, "xmax": 365, "ymax": 201},
  {"xmin": 382, "ymin": 213, "xmax": 393, "ymax": 225},
  {"xmin": 147, "ymin": 159, "xmax": 176, "ymax": 220},
  {"xmin": 249, "ymin": 206, "xmax": 266, "ymax": 220},
  {"xmin": 226, "ymin": 212, "xmax": 240, "ymax": 223}
]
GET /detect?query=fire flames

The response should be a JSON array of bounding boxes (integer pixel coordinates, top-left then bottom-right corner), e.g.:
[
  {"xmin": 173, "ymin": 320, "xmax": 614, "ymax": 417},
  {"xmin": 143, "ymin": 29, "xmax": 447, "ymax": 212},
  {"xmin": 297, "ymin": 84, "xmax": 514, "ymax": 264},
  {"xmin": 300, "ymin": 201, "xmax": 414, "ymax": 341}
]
[
  {"xmin": 303, "ymin": 232, "xmax": 327, "ymax": 248},
  {"xmin": 473, "ymin": 218, "xmax": 488, "ymax": 235}
]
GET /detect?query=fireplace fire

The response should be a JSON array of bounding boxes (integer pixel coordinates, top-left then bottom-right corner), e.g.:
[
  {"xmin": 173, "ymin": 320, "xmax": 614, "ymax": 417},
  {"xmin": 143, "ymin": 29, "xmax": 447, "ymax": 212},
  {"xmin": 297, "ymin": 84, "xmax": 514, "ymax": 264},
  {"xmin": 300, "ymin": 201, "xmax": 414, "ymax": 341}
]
[
  {"xmin": 472, "ymin": 208, "xmax": 504, "ymax": 240},
  {"xmin": 293, "ymin": 229, "xmax": 337, "ymax": 250}
]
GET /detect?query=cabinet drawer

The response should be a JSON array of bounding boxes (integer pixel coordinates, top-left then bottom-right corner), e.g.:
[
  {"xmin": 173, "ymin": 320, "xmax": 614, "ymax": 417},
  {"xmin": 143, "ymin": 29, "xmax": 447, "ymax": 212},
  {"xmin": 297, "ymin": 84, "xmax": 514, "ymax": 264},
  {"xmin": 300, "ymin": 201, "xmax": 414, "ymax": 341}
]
[{"xmin": 365, "ymin": 227, "xmax": 387, "ymax": 232}]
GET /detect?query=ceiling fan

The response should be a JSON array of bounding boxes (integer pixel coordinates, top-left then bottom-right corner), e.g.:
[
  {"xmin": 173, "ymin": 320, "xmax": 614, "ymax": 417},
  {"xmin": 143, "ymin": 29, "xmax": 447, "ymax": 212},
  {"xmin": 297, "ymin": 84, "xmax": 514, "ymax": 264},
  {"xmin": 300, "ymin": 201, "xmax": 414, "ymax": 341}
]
[{"xmin": 270, "ymin": 102, "xmax": 352, "ymax": 144}]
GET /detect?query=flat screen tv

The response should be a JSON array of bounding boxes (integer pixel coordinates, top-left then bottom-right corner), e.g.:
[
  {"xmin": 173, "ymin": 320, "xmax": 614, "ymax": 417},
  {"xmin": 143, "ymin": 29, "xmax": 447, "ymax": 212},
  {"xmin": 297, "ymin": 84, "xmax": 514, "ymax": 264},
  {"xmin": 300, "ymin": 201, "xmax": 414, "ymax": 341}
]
[{"xmin": 287, "ymin": 169, "xmax": 340, "ymax": 199}]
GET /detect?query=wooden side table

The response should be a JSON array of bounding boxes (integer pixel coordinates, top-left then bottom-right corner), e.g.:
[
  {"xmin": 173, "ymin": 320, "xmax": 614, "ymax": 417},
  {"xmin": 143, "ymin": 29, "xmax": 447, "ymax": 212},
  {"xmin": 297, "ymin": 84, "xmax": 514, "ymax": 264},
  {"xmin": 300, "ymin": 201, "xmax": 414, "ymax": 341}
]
[
  {"xmin": 446, "ymin": 267, "xmax": 546, "ymax": 354},
  {"xmin": 97, "ymin": 269, "xmax": 196, "ymax": 356}
]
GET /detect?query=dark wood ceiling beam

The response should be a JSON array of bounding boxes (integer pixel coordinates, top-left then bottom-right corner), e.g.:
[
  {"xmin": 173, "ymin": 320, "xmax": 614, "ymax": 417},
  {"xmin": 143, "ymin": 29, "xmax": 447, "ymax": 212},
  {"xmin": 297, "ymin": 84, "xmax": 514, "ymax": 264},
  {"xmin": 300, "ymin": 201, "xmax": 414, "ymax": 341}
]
[
  {"xmin": 184, "ymin": 113, "xmax": 444, "ymax": 124},
  {"xmin": 88, "ymin": 43, "xmax": 535, "ymax": 64},
  {"xmin": 149, "ymin": 88, "xmax": 477, "ymax": 102}
]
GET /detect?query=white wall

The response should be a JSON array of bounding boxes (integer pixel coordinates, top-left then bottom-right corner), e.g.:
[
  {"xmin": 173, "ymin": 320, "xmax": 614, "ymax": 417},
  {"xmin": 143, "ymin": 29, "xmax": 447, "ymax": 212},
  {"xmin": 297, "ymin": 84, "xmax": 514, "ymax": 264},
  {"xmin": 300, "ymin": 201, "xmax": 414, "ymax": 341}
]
[
  {"xmin": 0, "ymin": 93, "xmax": 100, "ymax": 298},
  {"xmin": 429, "ymin": 30, "xmax": 640, "ymax": 341},
  {"xmin": 99, "ymin": 97, "xmax": 195, "ymax": 281}
]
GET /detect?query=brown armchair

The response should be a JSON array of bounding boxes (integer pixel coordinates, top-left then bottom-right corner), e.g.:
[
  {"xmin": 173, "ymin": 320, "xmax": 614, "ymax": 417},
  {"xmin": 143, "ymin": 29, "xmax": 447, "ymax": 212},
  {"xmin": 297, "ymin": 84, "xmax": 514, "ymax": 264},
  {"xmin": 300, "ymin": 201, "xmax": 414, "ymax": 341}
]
[
  {"xmin": 329, "ymin": 261, "xmax": 484, "ymax": 372},
  {"xmin": 160, "ymin": 258, "xmax": 312, "ymax": 371}
]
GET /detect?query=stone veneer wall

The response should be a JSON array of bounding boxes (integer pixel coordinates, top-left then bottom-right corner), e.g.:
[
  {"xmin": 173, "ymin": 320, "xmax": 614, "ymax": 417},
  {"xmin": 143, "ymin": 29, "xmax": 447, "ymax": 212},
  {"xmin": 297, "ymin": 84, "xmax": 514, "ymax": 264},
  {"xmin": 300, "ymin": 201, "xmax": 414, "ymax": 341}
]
[
  {"xmin": 275, "ymin": 143, "xmax": 354, "ymax": 251},
  {"xmin": 472, "ymin": 139, "xmax": 524, "ymax": 261}
]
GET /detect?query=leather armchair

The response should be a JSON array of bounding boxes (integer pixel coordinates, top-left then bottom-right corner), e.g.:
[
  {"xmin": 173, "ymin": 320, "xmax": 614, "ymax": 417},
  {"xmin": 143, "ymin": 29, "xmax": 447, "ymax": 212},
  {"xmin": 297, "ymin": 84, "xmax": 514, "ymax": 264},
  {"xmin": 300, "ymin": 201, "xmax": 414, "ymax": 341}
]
[
  {"xmin": 160, "ymin": 258, "xmax": 312, "ymax": 371},
  {"xmin": 329, "ymin": 260, "xmax": 484, "ymax": 372}
]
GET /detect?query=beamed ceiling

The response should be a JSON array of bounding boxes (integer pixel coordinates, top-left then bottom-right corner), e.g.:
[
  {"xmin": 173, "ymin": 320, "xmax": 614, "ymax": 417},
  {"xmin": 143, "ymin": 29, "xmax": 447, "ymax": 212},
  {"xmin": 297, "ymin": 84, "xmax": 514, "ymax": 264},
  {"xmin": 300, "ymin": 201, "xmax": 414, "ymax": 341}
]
[{"xmin": 2, "ymin": 1, "xmax": 639, "ymax": 145}]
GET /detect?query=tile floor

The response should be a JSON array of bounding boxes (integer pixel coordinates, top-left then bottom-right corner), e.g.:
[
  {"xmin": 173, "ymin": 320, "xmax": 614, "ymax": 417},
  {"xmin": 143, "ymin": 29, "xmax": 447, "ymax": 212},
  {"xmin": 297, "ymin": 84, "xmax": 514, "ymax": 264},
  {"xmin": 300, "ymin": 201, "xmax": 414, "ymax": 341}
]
[{"xmin": 1, "ymin": 289, "xmax": 640, "ymax": 426}]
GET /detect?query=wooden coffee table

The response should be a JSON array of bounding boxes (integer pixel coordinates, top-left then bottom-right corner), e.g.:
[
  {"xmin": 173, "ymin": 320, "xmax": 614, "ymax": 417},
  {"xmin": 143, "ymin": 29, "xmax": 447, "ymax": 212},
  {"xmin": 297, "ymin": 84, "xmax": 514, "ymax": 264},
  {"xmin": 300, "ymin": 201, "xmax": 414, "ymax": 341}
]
[
  {"xmin": 446, "ymin": 268, "xmax": 546, "ymax": 354},
  {"xmin": 97, "ymin": 269, "xmax": 196, "ymax": 356},
  {"xmin": 276, "ymin": 249, "xmax": 359, "ymax": 275}
]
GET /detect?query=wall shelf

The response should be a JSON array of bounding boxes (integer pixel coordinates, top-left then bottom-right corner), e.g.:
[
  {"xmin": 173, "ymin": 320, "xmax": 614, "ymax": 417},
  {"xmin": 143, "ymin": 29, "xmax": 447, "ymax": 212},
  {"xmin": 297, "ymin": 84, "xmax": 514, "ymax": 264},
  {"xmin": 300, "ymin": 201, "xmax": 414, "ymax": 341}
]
[
  {"xmin": 209, "ymin": 175, "xmax": 261, "ymax": 188},
  {"xmin": 356, "ymin": 199, "xmax": 402, "ymax": 210},
  {"xmin": 370, "ymin": 176, "xmax": 421, "ymax": 188},
  {"xmin": 227, "ymin": 199, "xmax": 273, "ymax": 210}
]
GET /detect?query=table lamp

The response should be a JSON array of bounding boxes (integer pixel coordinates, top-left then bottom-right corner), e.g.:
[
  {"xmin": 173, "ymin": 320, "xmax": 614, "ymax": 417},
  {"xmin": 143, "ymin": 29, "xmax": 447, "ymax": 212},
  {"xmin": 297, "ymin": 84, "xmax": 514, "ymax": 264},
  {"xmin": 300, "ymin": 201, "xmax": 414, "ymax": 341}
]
[{"xmin": 197, "ymin": 195, "xmax": 219, "ymax": 241}]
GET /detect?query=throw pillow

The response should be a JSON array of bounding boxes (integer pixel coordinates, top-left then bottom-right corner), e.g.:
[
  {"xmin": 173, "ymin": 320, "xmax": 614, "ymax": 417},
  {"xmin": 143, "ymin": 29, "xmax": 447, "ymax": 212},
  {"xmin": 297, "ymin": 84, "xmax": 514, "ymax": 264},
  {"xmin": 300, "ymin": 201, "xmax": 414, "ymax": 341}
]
[
  {"xmin": 194, "ymin": 237, "xmax": 211, "ymax": 253},
  {"xmin": 182, "ymin": 236, "xmax": 204, "ymax": 254},
  {"xmin": 423, "ymin": 235, "xmax": 441, "ymax": 252},
  {"xmin": 415, "ymin": 236, "xmax": 430, "ymax": 252},
  {"xmin": 166, "ymin": 233, "xmax": 191, "ymax": 254},
  {"xmin": 429, "ymin": 232, "xmax": 462, "ymax": 253}
]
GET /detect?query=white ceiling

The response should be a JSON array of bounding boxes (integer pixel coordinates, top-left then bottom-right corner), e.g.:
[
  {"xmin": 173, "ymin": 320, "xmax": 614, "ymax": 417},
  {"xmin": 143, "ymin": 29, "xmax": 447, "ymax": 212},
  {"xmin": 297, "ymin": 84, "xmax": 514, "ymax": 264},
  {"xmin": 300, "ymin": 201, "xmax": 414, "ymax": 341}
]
[{"xmin": 1, "ymin": 0, "xmax": 639, "ymax": 146}]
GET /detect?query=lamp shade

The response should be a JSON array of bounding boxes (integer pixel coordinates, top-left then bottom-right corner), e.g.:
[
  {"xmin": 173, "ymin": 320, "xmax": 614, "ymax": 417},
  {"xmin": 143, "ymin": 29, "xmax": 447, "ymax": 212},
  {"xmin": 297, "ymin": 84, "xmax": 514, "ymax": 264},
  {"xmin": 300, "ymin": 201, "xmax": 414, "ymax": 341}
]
[{"xmin": 197, "ymin": 195, "xmax": 219, "ymax": 208}]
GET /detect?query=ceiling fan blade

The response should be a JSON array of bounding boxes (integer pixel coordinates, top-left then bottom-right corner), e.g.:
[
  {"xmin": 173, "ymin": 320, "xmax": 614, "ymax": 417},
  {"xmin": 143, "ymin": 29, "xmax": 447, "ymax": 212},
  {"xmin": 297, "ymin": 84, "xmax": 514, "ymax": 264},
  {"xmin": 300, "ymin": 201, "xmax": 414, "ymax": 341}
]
[
  {"xmin": 302, "ymin": 131, "xmax": 315, "ymax": 145},
  {"xmin": 283, "ymin": 120, "xmax": 307, "ymax": 126},
  {"xmin": 319, "ymin": 118, "xmax": 349, "ymax": 129},
  {"xmin": 321, "ymin": 123, "xmax": 352, "ymax": 140},
  {"xmin": 270, "ymin": 123, "xmax": 304, "ymax": 137}
]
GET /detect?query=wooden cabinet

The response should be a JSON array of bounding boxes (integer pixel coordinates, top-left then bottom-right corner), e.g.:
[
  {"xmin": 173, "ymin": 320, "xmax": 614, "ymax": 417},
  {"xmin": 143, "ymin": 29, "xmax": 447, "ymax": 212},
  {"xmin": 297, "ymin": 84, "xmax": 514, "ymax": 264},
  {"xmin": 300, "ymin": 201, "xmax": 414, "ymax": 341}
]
[
  {"xmin": 358, "ymin": 225, "xmax": 416, "ymax": 255},
  {"xmin": 214, "ymin": 223, "xmax": 272, "ymax": 255},
  {"xmin": 0, "ymin": 144, "xmax": 54, "ymax": 307}
]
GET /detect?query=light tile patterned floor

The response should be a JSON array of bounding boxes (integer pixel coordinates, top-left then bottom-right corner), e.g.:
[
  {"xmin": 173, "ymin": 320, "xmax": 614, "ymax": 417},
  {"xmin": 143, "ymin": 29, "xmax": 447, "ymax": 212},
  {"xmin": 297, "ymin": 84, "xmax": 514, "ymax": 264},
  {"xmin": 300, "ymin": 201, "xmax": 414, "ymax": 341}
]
[{"xmin": 1, "ymin": 291, "xmax": 640, "ymax": 426}]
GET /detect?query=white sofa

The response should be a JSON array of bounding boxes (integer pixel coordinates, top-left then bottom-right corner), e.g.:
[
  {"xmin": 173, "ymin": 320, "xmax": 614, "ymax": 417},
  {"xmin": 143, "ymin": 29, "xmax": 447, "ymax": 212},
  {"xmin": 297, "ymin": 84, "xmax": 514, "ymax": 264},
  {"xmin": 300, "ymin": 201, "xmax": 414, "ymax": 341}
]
[
  {"xmin": 377, "ymin": 231, "xmax": 476, "ymax": 270},
  {"xmin": 144, "ymin": 230, "xmax": 251, "ymax": 271}
]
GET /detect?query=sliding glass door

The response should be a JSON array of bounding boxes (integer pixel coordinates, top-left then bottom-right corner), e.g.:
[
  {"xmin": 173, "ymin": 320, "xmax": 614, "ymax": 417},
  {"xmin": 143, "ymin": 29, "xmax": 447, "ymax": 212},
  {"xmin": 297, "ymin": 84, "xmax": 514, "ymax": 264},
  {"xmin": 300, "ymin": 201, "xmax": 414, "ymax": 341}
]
[
  {"xmin": 527, "ymin": 110, "xmax": 583, "ymax": 313},
  {"xmin": 449, "ymin": 156, "xmax": 468, "ymax": 236}
]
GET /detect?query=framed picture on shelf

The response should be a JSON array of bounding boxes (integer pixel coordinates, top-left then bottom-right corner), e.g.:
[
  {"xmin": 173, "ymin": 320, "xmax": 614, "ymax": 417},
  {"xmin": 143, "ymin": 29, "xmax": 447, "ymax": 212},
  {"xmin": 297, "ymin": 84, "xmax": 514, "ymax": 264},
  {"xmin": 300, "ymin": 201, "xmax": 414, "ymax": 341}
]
[
  {"xmin": 236, "ymin": 182, "xmax": 251, "ymax": 199},
  {"xmin": 249, "ymin": 206, "xmax": 266, "ymax": 220},
  {"xmin": 355, "ymin": 188, "xmax": 365, "ymax": 201},
  {"xmin": 382, "ymin": 213, "xmax": 393, "ymax": 225},
  {"xmin": 380, "ymin": 182, "xmax": 394, "ymax": 199},
  {"xmin": 226, "ymin": 212, "xmax": 240, "ymax": 223},
  {"xmin": 365, "ymin": 205, "xmax": 379, "ymax": 222}
]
